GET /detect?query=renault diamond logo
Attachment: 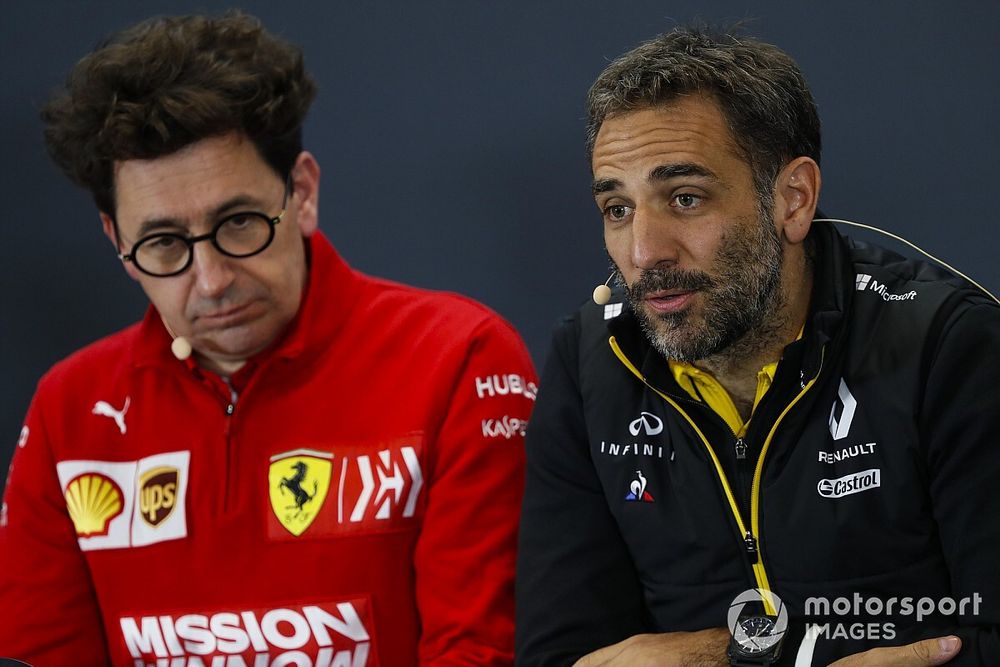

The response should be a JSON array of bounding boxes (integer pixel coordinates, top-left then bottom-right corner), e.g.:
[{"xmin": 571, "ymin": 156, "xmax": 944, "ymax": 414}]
[
  {"xmin": 629, "ymin": 411, "xmax": 664, "ymax": 436},
  {"xmin": 828, "ymin": 379, "xmax": 857, "ymax": 441}
]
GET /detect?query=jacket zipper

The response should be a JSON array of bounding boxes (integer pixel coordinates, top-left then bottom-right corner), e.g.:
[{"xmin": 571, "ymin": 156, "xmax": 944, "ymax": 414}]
[
  {"xmin": 222, "ymin": 376, "xmax": 239, "ymax": 416},
  {"xmin": 749, "ymin": 351, "xmax": 823, "ymax": 593},
  {"xmin": 221, "ymin": 377, "xmax": 239, "ymax": 512},
  {"xmin": 609, "ymin": 336, "xmax": 824, "ymax": 614},
  {"xmin": 184, "ymin": 368, "xmax": 246, "ymax": 513},
  {"xmin": 733, "ymin": 436, "xmax": 756, "ymax": 563}
]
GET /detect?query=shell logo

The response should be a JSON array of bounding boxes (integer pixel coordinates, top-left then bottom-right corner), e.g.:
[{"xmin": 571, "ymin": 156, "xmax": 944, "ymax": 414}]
[{"xmin": 64, "ymin": 472, "xmax": 125, "ymax": 537}]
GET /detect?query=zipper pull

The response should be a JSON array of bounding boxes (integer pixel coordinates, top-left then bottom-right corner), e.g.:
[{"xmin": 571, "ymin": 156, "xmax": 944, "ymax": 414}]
[
  {"xmin": 222, "ymin": 377, "xmax": 238, "ymax": 417},
  {"xmin": 735, "ymin": 438, "xmax": 747, "ymax": 460},
  {"xmin": 744, "ymin": 531, "xmax": 759, "ymax": 562}
]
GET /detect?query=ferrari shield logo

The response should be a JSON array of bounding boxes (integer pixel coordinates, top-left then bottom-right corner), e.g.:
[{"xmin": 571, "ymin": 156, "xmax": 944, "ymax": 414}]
[{"xmin": 268, "ymin": 449, "xmax": 333, "ymax": 536}]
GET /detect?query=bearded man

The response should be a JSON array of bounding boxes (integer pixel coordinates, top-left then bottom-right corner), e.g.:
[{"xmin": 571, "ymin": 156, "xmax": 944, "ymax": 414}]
[{"xmin": 516, "ymin": 26, "xmax": 1000, "ymax": 667}]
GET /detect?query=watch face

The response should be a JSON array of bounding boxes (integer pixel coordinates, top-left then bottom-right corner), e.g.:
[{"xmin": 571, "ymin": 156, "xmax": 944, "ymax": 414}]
[{"xmin": 734, "ymin": 616, "xmax": 778, "ymax": 655}]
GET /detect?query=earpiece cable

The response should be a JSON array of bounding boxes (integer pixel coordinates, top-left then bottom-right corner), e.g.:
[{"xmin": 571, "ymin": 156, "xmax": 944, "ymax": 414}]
[{"xmin": 816, "ymin": 217, "xmax": 1000, "ymax": 306}]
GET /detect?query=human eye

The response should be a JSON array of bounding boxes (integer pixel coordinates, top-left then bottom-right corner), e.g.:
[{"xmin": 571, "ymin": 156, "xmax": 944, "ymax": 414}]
[
  {"xmin": 134, "ymin": 233, "xmax": 188, "ymax": 273},
  {"xmin": 223, "ymin": 212, "xmax": 260, "ymax": 231},
  {"xmin": 217, "ymin": 212, "xmax": 271, "ymax": 255},
  {"xmin": 671, "ymin": 192, "xmax": 703, "ymax": 210},
  {"xmin": 143, "ymin": 234, "xmax": 183, "ymax": 252},
  {"xmin": 602, "ymin": 203, "xmax": 635, "ymax": 224}
]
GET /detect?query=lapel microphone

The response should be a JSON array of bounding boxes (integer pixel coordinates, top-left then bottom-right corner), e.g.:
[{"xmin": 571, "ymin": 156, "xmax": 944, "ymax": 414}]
[
  {"xmin": 593, "ymin": 275, "xmax": 614, "ymax": 305},
  {"xmin": 160, "ymin": 316, "xmax": 193, "ymax": 361}
]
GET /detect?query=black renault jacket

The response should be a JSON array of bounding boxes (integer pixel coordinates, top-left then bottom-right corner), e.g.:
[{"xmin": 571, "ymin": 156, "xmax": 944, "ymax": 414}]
[{"xmin": 516, "ymin": 222, "xmax": 1000, "ymax": 665}]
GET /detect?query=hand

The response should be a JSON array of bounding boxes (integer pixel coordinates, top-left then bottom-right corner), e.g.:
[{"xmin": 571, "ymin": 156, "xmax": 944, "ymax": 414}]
[
  {"xmin": 573, "ymin": 628, "xmax": 730, "ymax": 667},
  {"xmin": 830, "ymin": 636, "xmax": 961, "ymax": 666}
]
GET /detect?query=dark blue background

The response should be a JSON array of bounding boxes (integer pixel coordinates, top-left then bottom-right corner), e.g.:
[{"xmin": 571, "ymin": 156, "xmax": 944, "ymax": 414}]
[{"xmin": 2, "ymin": 1, "xmax": 998, "ymax": 471}]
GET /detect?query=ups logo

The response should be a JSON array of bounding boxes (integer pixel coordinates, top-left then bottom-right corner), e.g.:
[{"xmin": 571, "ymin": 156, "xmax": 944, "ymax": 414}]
[{"xmin": 139, "ymin": 466, "xmax": 178, "ymax": 527}]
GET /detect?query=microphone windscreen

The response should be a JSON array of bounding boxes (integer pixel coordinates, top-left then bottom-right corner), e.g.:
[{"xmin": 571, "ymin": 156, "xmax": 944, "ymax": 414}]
[
  {"xmin": 171, "ymin": 336, "xmax": 193, "ymax": 361},
  {"xmin": 593, "ymin": 284, "xmax": 612, "ymax": 306}
]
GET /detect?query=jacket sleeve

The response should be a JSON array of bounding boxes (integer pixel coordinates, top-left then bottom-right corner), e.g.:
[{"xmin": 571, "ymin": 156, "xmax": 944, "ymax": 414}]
[
  {"xmin": 516, "ymin": 318, "xmax": 649, "ymax": 666},
  {"xmin": 413, "ymin": 315, "xmax": 537, "ymax": 666},
  {"xmin": 0, "ymin": 386, "xmax": 111, "ymax": 664},
  {"xmin": 914, "ymin": 300, "xmax": 1000, "ymax": 664}
]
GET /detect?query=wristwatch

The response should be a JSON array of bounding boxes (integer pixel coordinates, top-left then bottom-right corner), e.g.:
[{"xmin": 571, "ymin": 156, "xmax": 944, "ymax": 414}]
[{"xmin": 727, "ymin": 613, "xmax": 784, "ymax": 666}]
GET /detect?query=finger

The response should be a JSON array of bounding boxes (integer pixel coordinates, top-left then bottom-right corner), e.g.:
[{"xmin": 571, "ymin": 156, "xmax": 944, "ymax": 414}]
[
  {"xmin": 891, "ymin": 636, "xmax": 961, "ymax": 667},
  {"xmin": 924, "ymin": 636, "xmax": 961, "ymax": 666},
  {"xmin": 830, "ymin": 635, "xmax": 962, "ymax": 667}
]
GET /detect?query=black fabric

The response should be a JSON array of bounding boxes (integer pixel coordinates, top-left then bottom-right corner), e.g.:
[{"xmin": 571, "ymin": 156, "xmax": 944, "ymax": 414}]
[{"xmin": 516, "ymin": 221, "xmax": 1000, "ymax": 665}]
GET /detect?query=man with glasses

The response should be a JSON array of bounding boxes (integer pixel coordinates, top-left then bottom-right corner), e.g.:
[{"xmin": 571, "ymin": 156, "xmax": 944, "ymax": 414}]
[
  {"xmin": 0, "ymin": 13, "xmax": 535, "ymax": 666},
  {"xmin": 118, "ymin": 177, "xmax": 291, "ymax": 279}
]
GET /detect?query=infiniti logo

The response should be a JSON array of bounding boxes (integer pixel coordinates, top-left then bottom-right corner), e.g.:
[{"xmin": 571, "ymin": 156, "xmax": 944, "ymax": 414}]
[{"xmin": 629, "ymin": 412, "xmax": 664, "ymax": 437}]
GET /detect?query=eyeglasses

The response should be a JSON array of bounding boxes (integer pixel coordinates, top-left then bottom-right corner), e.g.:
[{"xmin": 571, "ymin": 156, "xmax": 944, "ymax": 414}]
[{"xmin": 118, "ymin": 181, "xmax": 290, "ymax": 278}]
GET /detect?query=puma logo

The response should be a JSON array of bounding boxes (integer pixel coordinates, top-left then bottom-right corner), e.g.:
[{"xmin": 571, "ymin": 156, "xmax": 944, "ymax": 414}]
[{"xmin": 92, "ymin": 397, "xmax": 131, "ymax": 435}]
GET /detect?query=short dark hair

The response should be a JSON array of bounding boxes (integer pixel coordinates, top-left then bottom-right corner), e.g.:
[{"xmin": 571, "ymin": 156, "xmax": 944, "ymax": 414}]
[
  {"xmin": 586, "ymin": 26, "xmax": 821, "ymax": 200},
  {"xmin": 42, "ymin": 11, "xmax": 317, "ymax": 214}
]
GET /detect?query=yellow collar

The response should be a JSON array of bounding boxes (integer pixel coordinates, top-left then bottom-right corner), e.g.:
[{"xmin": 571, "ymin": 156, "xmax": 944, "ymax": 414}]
[{"xmin": 667, "ymin": 327, "xmax": 803, "ymax": 436}]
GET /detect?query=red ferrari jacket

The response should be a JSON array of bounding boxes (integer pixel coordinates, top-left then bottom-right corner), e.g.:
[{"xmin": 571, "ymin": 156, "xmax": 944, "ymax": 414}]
[{"xmin": 0, "ymin": 233, "xmax": 537, "ymax": 667}]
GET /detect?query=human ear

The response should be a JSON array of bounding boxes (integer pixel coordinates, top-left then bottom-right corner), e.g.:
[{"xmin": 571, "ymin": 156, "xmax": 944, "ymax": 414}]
[
  {"xmin": 100, "ymin": 212, "xmax": 142, "ymax": 282},
  {"xmin": 289, "ymin": 152, "xmax": 321, "ymax": 237},
  {"xmin": 774, "ymin": 157, "xmax": 821, "ymax": 245}
]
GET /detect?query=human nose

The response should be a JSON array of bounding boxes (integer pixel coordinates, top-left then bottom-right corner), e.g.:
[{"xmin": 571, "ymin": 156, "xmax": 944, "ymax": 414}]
[
  {"xmin": 189, "ymin": 240, "xmax": 236, "ymax": 297},
  {"xmin": 630, "ymin": 207, "xmax": 678, "ymax": 271}
]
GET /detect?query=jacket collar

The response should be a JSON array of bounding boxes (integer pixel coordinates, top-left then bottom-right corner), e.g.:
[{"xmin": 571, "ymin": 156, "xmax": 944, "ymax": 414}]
[
  {"xmin": 800, "ymin": 220, "xmax": 854, "ymax": 379},
  {"xmin": 129, "ymin": 231, "xmax": 361, "ymax": 372}
]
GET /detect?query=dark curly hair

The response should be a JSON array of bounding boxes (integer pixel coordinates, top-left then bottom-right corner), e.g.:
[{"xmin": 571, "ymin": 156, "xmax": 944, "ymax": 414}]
[
  {"xmin": 586, "ymin": 26, "xmax": 821, "ymax": 205},
  {"xmin": 42, "ymin": 11, "xmax": 317, "ymax": 214}
]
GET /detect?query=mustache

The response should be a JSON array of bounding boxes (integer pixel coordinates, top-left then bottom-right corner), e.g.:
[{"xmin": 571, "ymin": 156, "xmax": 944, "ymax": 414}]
[{"xmin": 616, "ymin": 266, "xmax": 715, "ymax": 301}]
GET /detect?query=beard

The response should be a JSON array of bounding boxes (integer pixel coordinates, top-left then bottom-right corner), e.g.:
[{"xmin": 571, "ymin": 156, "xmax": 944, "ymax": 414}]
[{"xmin": 613, "ymin": 207, "xmax": 786, "ymax": 363}]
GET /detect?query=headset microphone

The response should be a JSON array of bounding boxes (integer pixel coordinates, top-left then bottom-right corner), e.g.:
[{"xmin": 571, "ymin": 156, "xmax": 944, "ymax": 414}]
[
  {"xmin": 593, "ymin": 275, "xmax": 614, "ymax": 306},
  {"xmin": 170, "ymin": 336, "xmax": 193, "ymax": 361},
  {"xmin": 160, "ymin": 316, "xmax": 193, "ymax": 361}
]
